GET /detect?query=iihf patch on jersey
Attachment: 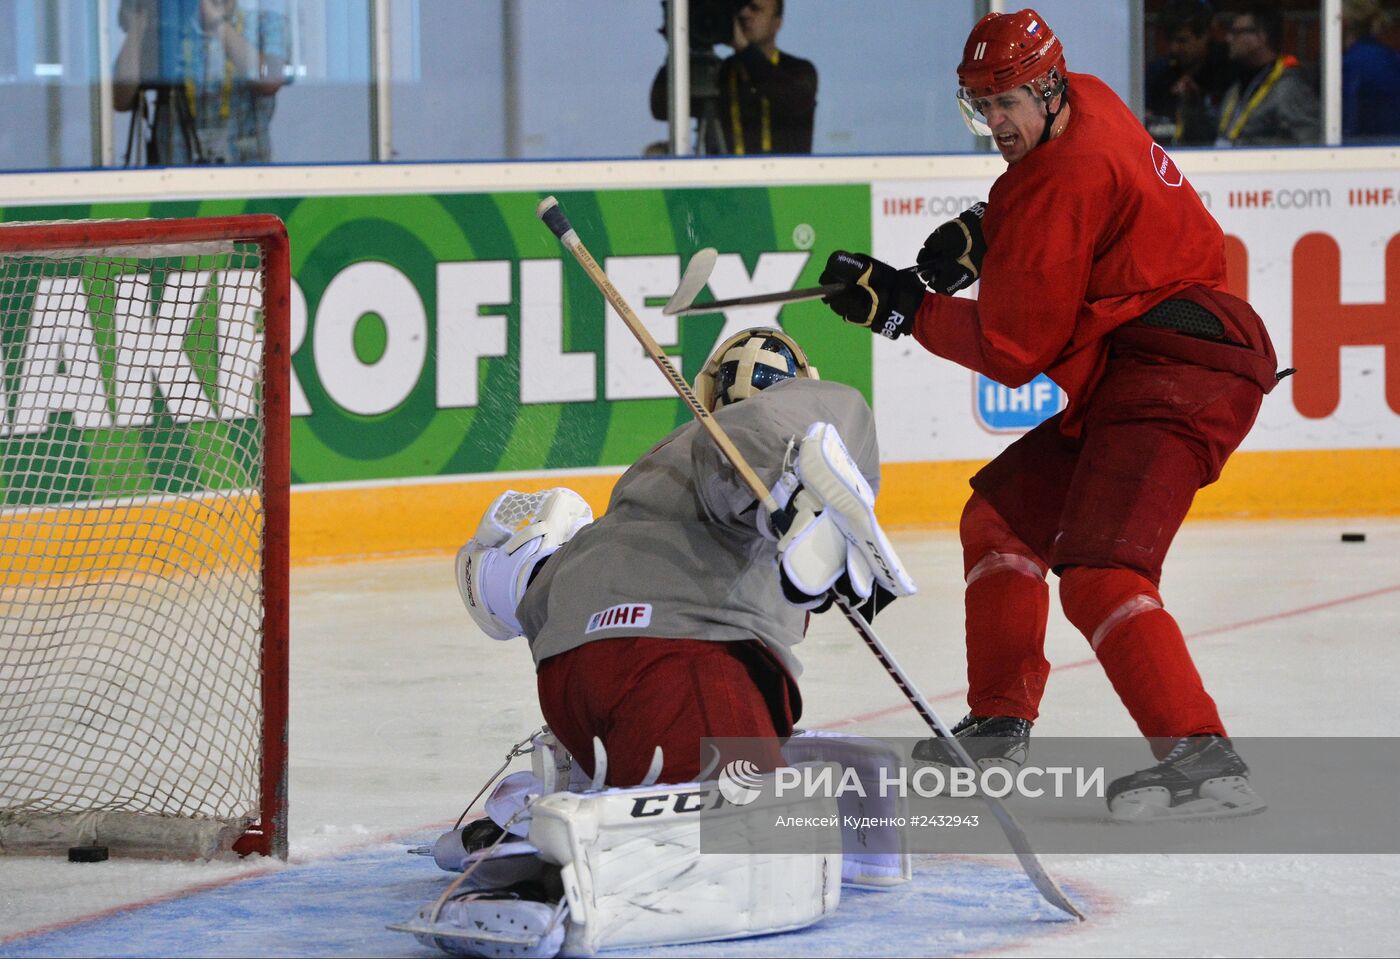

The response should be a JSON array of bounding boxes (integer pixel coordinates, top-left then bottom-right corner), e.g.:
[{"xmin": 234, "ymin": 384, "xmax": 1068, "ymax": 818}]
[{"xmin": 585, "ymin": 603, "xmax": 653, "ymax": 634}]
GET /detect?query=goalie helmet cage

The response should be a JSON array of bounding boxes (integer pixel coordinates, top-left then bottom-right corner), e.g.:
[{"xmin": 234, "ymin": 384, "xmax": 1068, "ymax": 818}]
[{"xmin": 0, "ymin": 215, "xmax": 289, "ymax": 860}]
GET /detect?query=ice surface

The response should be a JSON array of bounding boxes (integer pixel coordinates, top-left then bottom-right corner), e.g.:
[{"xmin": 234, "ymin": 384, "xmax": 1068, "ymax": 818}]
[{"xmin": 2, "ymin": 519, "xmax": 1398, "ymax": 957}]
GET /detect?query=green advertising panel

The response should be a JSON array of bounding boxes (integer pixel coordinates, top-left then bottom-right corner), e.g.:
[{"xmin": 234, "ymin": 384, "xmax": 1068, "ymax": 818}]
[
  {"xmin": 2, "ymin": 185, "xmax": 870, "ymax": 491},
  {"xmin": 0, "ymin": 243, "xmax": 265, "ymax": 508}
]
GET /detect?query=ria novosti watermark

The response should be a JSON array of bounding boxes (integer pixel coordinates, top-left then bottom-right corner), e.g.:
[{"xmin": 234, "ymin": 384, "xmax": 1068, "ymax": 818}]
[
  {"xmin": 718, "ymin": 757, "xmax": 1105, "ymax": 806},
  {"xmin": 698, "ymin": 736, "xmax": 1400, "ymax": 855}
]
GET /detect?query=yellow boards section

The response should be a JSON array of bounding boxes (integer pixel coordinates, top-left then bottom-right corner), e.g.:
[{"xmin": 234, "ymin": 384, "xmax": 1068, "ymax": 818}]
[{"xmin": 288, "ymin": 449, "xmax": 1399, "ymax": 564}]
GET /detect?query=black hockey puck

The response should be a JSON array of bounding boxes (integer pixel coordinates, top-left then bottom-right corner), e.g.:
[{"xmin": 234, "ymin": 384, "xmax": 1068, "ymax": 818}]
[
  {"xmin": 67, "ymin": 845, "xmax": 108, "ymax": 863},
  {"xmin": 1341, "ymin": 532, "xmax": 1366, "ymax": 543}
]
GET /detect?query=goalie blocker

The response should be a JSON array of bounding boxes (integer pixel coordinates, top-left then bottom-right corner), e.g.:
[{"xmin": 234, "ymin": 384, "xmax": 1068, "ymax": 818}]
[{"xmin": 774, "ymin": 421, "xmax": 917, "ymax": 618}]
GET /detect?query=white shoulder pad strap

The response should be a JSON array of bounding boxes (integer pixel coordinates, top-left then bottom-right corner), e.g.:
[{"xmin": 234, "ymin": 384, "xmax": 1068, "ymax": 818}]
[
  {"xmin": 795, "ymin": 422, "xmax": 917, "ymax": 597},
  {"xmin": 783, "ymin": 731, "xmax": 912, "ymax": 887},
  {"xmin": 527, "ymin": 779, "xmax": 841, "ymax": 955},
  {"xmin": 530, "ymin": 728, "xmax": 595, "ymax": 795}
]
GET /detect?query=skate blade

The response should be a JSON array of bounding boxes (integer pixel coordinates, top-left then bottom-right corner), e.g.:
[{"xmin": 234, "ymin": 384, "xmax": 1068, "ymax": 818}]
[
  {"xmin": 388, "ymin": 898, "xmax": 567, "ymax": 958},
  {"xmin": 386, "ymin": 920, "xmax": 540, "ymax": 947},
  {"xmin": 1109, "ymin": 777, "xmax": 1268, "ymax": 823}
]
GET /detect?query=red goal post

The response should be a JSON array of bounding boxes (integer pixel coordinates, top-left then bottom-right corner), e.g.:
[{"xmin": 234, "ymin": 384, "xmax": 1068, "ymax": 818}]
[{"xmin": 0, "ymin": 215, "xmax": 289, "ymax": 859}]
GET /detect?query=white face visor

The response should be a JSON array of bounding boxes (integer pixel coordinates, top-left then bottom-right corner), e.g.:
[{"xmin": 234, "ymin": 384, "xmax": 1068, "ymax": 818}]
[
  {"xmin": 956, "ymin": 76, "xmax": 1065, "ymax": 139},
  {"xmin": 957, "ymin": 94, "xmax": 995, "ymax": 137}
]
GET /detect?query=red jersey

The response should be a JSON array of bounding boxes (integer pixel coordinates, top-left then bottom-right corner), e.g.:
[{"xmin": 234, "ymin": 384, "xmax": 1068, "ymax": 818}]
[{"xmin": 914, "ymin": 73, "xmax": 1229, "ymax": 435}]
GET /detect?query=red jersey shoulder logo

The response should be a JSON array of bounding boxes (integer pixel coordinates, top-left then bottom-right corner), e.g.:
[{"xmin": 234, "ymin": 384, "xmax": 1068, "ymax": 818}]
[{"xmin": 1150, "ymin": 143, "xmax": 1184, "ymax": 188}]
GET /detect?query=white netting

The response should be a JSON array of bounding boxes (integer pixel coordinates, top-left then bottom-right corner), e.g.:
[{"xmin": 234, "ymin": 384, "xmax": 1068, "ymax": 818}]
[
  {"xmin": 481, "ymin": 490, "xmax": 552, "ymax": 541},
  {"xmin": 0, "ymin": 238, "xmax": 269, "ymax": 857}
]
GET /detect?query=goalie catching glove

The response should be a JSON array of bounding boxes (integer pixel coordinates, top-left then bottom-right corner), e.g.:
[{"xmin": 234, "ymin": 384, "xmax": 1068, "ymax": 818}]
[
  {"xmin": 456, "ymin": 488, "xmax": 593, "ymax": 641},
  {"xmin": 819, "ymin": 252, "xmax": 925, "ymax": 340},
  {"xmin": 916, "ymin": 202, "xmax": 986, "ymax": 295},
  {"xmin": 773, "ymin": 422, "xmax": 917, "ymax": 618}
]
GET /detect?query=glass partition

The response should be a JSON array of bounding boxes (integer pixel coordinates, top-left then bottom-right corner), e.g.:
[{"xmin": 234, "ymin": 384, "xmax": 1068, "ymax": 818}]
[
  {"xmin": 1140, "ymin": 0, "xmax": 1363, "ymax": 150},
  {"xmin": 514, "ymin": 1, "xmax": 672, "ymax": 159},
  {"xmin": 0, "ymin": 0, "xmax": 101, "ymax": 171},
  {"xmin": 778, "ymin": 0, "xmax": 980, "ymax": 155},
  {"xmin": 103, "ymin": 0, "xmax": 371, "ymax": 167},
  {"xmin": 2, "ymin": 0, "xmax": 1396, "ymax": 173},
  {"xmin": 384, "ymin": 0, "xmax": 509, "ymax": 161},
  {"xmin": 265, "ymin": 0, "xmax": 373, "ymax": 164}
]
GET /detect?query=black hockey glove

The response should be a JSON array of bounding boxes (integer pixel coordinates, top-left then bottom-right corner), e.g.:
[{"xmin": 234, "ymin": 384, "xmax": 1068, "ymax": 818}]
[
  {"xmin": 916, "ymin": 203, "xmax": 987, "ymax": 295},
  {"xmin": 819, "ymin": 251, "xmax": 925, "ymax": 340}
]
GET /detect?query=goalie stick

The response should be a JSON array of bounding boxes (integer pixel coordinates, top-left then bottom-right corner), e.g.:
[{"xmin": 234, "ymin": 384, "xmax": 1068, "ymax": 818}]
[{"xmin": 536, "ymin": 195, "xmax": 1084, "ymax": 922}]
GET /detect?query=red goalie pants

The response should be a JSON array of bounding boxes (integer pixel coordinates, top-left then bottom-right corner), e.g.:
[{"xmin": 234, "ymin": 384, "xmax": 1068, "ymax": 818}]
[
  {"xmin": 536, "ymin": 636, "xmax": 798, "ymax": 787},
  {"xmin": 963, "ymin": 350, "xmax": 1265, "ymax": 746}
]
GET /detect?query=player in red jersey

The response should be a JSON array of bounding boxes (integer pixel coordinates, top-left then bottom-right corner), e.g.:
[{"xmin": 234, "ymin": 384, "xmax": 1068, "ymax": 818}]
[{"xmin": 819, "ymin": 8, "xmax": 1284, "ymax": 821}]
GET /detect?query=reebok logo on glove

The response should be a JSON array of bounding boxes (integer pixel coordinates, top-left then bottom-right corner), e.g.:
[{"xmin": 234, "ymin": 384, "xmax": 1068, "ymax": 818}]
[{"xmin": 820, "ymin": 249, "xmax": 923, "ymax": 340}]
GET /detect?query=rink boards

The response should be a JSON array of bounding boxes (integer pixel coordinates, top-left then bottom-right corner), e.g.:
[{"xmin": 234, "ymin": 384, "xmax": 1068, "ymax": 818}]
[{"xmin": 1, "ymin": 148, "xmax": 1395, "ymax": 561}]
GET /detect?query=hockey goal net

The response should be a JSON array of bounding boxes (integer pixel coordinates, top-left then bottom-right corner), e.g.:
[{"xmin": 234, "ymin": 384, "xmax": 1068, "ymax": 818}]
[{"xmin": 0, "ymin": 216, "xmax": 289, "ymax": 859}]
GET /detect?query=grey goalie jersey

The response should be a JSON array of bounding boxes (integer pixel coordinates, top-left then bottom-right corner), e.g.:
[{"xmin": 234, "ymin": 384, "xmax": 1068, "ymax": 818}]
[{"xmin": 517, "ymin": 377, "xmax": 879, "ymax": 679}]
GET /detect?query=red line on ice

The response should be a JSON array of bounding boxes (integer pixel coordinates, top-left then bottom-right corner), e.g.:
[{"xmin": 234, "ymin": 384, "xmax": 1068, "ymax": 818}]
[
  {"xmin": 0, "ymin": 818, "xmax": 458, "ymax": 946},
  {"xmin": 813, "ymin": 581, "xmax": 1400, "ymax": 730}
]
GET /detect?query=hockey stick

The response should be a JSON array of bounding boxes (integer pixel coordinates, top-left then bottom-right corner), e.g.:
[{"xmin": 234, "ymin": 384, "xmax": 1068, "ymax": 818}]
[
  {"xmin": 664, "ymin": 247, "xmax": 718, "ymax": 316},
  {"xmin": 536, "ymin": 196, "xmax": 1083, "ymax": 922},
  {"xmin": 828, "ymin": 597, "xmax": 1082, "ymax": 920},
  {"xmin": 538, "ymin": 197, "xmax": 781, "ymax": 514},
  {"xmin": 662, "ymin": 264, "xmax": 924, "ymax": 317}
]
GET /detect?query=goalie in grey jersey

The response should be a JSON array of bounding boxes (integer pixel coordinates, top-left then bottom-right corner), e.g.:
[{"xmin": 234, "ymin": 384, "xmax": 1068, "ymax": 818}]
[
  {"xmin": 401, "ymin": 328, "xmax": 918, "ymax": 957},
  {"xmin": 459, "ymin": 327, "xmax": 916, "ymax": 788}
]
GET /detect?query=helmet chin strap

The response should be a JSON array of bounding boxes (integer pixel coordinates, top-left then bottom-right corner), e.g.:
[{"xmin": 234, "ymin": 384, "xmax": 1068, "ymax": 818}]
[{"xmin": 1038, "ymin": 76, "xmax": 1070, "ymax": 145}]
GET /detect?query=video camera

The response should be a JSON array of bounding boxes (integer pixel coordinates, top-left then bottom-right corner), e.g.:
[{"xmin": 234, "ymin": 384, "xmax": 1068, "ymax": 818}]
[
  {"xmin": 661, "ymin": 0, "xmax": 747, "ymax": 50},
  {"xmin": 656, "ymin": 0, "xmax": 747, "ymax": 155}
]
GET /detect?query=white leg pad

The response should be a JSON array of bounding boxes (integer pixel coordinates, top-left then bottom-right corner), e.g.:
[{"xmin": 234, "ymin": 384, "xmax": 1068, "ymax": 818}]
[
  {"xmin": 526, "ymin": 779, "xmax": 841, "ymax": 956},
  {"xmin": 782, "ymin": 731, "xmax": 912, "ymax": 887}
]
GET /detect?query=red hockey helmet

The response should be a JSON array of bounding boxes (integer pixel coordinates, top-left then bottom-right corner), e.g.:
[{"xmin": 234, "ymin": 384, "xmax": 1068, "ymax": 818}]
[{"xmin": 957, "ymin": 8, "xmax": 1067, "ymax": 103}]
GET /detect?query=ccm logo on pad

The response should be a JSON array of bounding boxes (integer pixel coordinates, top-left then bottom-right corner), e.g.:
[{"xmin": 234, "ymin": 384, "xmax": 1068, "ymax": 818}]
[{"xmin": 585, "ymin": 603, "xmax": 653, "ymax": 634}]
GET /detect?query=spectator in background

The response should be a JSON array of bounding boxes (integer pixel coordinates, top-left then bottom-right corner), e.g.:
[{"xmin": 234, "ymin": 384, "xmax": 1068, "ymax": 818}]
[
  {"xmin": 114, "ymin": 0, "xmax": 288, "ymax": 166},
  {"xmin": 1144, "ymin": 0, "xmax": 1236, "ymax": 146},
  {"xmin": 1342, "ymin": 0, "xmax": 1400, "ymax": 143},
  {"xmin": 651, "ymin": 0, "xmax": 818, "ymax": 155},
  {"xmin": 1216, "ymin": 4, "xmax": 1320, "ymax": 146}
]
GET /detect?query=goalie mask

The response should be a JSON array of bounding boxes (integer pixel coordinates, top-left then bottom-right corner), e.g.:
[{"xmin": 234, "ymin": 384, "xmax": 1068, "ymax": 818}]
[
  {"xmin": 695, "ymin": 328, "xmax": 819, "ymax": 412},
  {"xmin": 456, "ymin": 488, "xmax": 593, "ymax": 641}
]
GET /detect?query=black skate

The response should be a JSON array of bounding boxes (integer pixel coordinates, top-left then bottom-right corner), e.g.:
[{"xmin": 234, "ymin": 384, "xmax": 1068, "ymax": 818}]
[
  {"xmin": 427, "ymin": 817, "xmax": 538, "ymax": 876},
  {"xmin": 1107, "ymin": 735, "xmax": 1266, "ymax": 822},
  {"xmin": 912, "ymin": 714, "xmax": 1032, "ymax": 772},
  {"xmin": 460, "ymin": 817, "xmax": 508, "ymax": 852}
]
